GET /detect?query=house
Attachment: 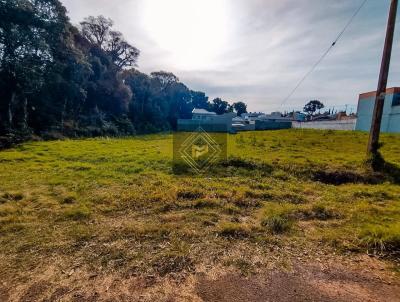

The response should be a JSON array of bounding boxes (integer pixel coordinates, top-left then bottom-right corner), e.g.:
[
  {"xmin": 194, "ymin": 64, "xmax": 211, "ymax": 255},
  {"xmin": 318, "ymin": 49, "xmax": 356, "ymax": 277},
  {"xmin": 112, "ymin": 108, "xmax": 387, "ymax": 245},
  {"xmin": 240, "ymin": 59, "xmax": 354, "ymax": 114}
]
[
  {"xmin": 232, "ymin": 116, "xmax": 256, "ymax": 131},
  {"xmin": 285, "ymin": 111, "xmax": 306, "ymax": 122},
  {"xmin": 192, "ymin": 109, "xmax": 217, "ymax": 121},
  {"xmin": 255, "ymin": 112, "xmax": 292, "ymax": 130},
  {"xmin": 241, "ymin": 112, "xmax": 265, "ymax": 121},
  {"xmin": 177, "ymin": 108, "xmax": 236, "ymax": 133},
  {"xmin": 238, "ymin": 111, "xmax": 292, "ymax": 130},
  {"xmin": 292, "ymin": 111, "xmax": 357, "ymax": 131},
  {"xmin": 259, "ymin": 112, "xmax": 292, "ymax": 122},
  {"xmin": 356, "ymin": 87, "xmax": 400, "ymax": 133},
  {"xmin": 292, "ymin": 112, "xmax": 306, "ymax": 122}
]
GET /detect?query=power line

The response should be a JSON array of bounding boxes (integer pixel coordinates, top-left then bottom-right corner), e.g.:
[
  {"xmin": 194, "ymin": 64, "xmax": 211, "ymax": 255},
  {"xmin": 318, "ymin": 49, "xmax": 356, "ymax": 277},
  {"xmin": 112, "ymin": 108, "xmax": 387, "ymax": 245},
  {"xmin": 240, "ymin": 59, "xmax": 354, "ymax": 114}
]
[{"xmin": 280, "ymin": 0, "xmax": 368, "ymax": 106}]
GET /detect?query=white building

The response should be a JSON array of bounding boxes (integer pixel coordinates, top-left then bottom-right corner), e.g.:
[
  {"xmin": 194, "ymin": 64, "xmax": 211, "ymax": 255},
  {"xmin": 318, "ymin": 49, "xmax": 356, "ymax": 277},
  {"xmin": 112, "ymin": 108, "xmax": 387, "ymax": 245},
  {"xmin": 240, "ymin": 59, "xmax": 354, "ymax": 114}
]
[
  {"xmin": 192, "ymin": 109, "xmax": 217, "ymax": 121},
  {"xmin": 178, "ymin": 108, "xmax": 236, "ymax": 132}
]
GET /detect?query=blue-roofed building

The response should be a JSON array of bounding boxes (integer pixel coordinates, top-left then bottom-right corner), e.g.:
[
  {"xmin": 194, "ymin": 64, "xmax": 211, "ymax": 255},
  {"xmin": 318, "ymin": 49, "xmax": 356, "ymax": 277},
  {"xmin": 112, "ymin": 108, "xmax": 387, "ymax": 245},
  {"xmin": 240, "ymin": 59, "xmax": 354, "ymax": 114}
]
[{"xmin": 356, "ymin": 87, "xmax": 400, "ymax": 133}]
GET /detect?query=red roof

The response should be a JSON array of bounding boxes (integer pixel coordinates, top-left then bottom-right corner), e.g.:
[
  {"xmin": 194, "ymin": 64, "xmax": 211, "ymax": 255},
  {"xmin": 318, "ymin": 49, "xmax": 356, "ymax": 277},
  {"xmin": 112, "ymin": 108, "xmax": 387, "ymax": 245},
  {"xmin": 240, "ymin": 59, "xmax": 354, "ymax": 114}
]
[{"xmin": 359, "ymin": 87, "xmax": 400, "ymax": 100}]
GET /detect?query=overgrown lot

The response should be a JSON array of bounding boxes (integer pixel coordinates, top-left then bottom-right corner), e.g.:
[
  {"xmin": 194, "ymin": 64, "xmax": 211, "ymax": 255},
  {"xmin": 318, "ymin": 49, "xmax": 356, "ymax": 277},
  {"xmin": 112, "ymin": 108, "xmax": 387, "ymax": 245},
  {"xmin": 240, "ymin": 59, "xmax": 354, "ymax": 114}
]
[{"xmin": 0, "ymin": 129, "xmax": 399, "ymax": 281}]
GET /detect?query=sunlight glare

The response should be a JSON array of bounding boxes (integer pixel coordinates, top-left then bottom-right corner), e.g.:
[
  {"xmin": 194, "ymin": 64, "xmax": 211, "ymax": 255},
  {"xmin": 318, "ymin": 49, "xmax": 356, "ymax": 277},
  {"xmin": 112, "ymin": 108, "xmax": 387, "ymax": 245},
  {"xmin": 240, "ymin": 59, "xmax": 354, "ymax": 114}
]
[{"xmin": 142, "ymin": 0, "xmax": 230, "ymax": 70}]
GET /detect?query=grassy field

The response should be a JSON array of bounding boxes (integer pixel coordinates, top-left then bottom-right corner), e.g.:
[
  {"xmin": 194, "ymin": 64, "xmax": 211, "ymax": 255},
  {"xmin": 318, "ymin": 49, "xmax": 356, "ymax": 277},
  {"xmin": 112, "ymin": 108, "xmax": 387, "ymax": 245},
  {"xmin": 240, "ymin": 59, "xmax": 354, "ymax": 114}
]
[{"xmin": 0, "ymin": 129, "xmax": 400, "ymax": 285}]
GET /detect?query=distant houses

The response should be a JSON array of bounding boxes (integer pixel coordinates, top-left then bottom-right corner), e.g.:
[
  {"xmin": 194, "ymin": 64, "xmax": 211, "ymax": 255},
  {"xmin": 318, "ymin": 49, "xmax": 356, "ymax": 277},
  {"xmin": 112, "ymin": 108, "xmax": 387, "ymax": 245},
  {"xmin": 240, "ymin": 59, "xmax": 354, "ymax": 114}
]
[
  {"xmin": 178, "ymin": 109, "xmax": 292, "ymax": 133},
  {"xmin": 177, "ymin": 104, "xmax": 367, "ymax": 133},
  {"xmin": 177, "ymin": 86, "xmax": 400, "ymax": 134},
  {"xmin": 234, "ymin": 112, "xmax": 292, "ymax": 131}
]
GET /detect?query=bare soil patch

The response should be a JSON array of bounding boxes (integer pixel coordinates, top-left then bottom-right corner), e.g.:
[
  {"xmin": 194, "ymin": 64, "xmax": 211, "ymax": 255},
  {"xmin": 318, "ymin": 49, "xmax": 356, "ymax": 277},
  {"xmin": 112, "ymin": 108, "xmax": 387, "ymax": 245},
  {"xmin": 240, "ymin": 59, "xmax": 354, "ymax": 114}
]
[
  {"xmin": 1, "ymin": 253, "xmax": 399, "ymax": 302},
  {"xmin": 196, "ymin": 262, "xmax": 400, "ymax": 302}
]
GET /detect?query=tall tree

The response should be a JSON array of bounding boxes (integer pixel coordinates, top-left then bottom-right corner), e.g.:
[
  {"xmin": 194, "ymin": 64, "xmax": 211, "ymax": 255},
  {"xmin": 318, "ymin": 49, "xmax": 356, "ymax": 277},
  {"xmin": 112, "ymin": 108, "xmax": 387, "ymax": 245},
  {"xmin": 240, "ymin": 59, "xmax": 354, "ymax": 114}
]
[
  {"xmin": 0, "ymin": 3, "xmax": 249, "ymax": 145},
  {"xmin": 0, "ymin": 0, "xmax": 68, "ymax": 134},
  {"xmin": 233, "ymin": 101, "xmax": 247, "ymax": 116},
  {"xmin": 211, "ymin": 98, "xmax": 231, "ymax": 115},
  {"xmin": 150, "ymin": 71, "xmax": 179, "ymax": 89},
  {"xmin": 191, "ymin": 91, "xmax": 209, "ymax": 110},
  {"xmin": 80, "ymin": 15, "xmax": 139, "ymax": 69},
  {"xmin": 303, "ymin": 100, "xmax": 324, "ymax": 116},
  {"xmin": 80, "ymin": 15, "xmax": 112, "ymax": 47},
  {"xmin": 108, "ymin": 31, "xmax": 140, "ymax": 69}
]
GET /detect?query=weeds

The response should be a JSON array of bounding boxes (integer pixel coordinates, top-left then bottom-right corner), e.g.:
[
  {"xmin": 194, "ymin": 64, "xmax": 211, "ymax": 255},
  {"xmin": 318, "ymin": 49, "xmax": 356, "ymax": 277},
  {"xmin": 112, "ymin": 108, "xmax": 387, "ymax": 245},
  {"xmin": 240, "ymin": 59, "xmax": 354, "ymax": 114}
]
[
  {"xmin": 218, "ymin": 222, "xmax": 250, "ymax": 238},
  {"xmin": 152, "ymin": 253, "xmax": 194, "ymax": 276},
  {"xmin": 261, "ymin": 215, "xmax": 292, "ymax": 234},
  {"xmin": 2, "ymin": 192, "xmax": 24, "ymax": 202},
  {"xmin": 63, "ymin": 205, "xmax": 91, "ymax": 220},
  {"xmin": 296, "ymin": 204, "xmax": 340, "ymax": 221},
  {"xmin": 359, "ymin": 223, "xmax": 400, "ymax": 252},
  {"xmin": 0, "ymin": 130, "xmax": 399, "ymax": 278},
  {"xmin": 177, "ymin": 189, "xmax": 204, "ymax": 200}
]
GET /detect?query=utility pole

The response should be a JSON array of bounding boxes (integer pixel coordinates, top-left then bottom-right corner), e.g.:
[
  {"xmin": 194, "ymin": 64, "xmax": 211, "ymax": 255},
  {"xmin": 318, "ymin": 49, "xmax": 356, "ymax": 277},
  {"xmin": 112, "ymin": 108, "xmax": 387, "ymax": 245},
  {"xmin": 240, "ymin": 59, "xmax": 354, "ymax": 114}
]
[{"xmin": 367, "ymin": 0, "xmax": 398, "ymax": 157}]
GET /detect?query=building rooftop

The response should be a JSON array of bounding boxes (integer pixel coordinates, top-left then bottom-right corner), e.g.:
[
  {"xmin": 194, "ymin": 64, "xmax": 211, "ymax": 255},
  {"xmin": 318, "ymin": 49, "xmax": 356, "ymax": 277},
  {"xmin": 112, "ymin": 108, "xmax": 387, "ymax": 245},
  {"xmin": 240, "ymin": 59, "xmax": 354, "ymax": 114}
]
[
  {"xmin": 359, "ymin": 87, "xmax": 400, "ymax": 100},
  {"xmin": 232, "ymin": 116, "xmax": 245, "ymax": 121},
  {"xmin": 192, "ymin": 108, "xmax": 217, "ymax": 115}
]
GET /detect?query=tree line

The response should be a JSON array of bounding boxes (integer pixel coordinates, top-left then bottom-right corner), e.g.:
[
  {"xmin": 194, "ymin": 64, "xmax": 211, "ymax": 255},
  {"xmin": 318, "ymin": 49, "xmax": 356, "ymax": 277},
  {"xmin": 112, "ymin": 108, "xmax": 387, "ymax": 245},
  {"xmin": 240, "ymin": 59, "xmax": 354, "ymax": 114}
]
[{"xmin": 0, "ymin": 0, "xmax": 247, "ymax": 147}]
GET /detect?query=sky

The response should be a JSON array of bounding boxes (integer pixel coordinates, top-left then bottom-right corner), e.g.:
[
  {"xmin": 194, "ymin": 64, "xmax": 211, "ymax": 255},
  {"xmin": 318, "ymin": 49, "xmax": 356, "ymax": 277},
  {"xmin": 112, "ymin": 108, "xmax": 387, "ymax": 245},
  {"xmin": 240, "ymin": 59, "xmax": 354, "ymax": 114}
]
[{"xmin": 60, "ymin": 0, "xmax": 400, "ymax": 113}]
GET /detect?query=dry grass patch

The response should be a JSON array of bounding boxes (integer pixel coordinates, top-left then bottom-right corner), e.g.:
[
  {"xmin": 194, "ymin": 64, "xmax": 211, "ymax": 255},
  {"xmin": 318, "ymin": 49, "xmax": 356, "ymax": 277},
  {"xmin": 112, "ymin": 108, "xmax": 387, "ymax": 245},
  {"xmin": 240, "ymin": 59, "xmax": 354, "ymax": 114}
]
[{"xmin": 0, "ymin": 130, "xmax": 399, "ymax": 282}]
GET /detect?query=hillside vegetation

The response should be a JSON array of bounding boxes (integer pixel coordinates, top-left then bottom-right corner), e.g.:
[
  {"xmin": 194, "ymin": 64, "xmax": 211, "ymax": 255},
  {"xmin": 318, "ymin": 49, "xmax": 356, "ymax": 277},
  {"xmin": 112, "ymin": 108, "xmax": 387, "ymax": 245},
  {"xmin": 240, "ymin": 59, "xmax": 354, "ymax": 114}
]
[
  {"xmin": 0, "ymin": 1, "xmax": 246, "ymax": 147},
  {"xmin": 0, "ymin": 129, "xmax": 400, "ymax": 282}
]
